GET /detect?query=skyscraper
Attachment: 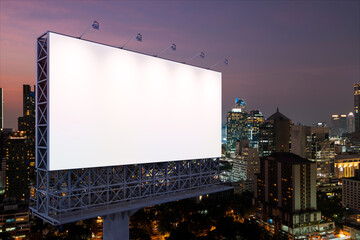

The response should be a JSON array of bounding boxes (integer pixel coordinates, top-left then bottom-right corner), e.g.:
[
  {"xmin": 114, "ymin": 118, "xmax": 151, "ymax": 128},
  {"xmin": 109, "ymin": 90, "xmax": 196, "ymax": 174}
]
[
  {"xmin": 0, "ymin": 128, "xmax": 15, "ymax": 195},
  {"xmin": 259, "ymin": 108, "xmax": 291, "ymax": 157},
  {"xmin": 18, "ymin": 85, "xmax": 35, "ymax": 138},
  {"xmin": 347, "ymin": 112, "xmax": 355, "ymax": 133},
  {"xmin": 291, "ymin": 125, "xmax": 335, "ymax": 179},
  {"xmin": 253, "ymin": 152, "xmax": 335, "ymax": 239},
  {"xmin": 226, "ymin": 98, "xmax": 248, "ymax": 152},
  {"xmin": 248, "ymin": 110, "xmax": 264, "ymax": 149},
  {"xmin": 5, "ymin": 131, "xmax": 31, "ymax": 201},
  {"xmin": 0, "ymin": 88, "xmax": 3, "ymax": 129},
  {"xmin": 354, "ymin": 83, "xmax": 360, "ymax": 132},
  {"xmin": 5, "ymin": 85, "xmax": 36, "ymax": 201},
  {"xmin": 330, "ymin": 114, "xmax": 347, "ymax": 137},
  {"xmin": 232, "ymin": 139, "xmax": 259, "ymax": 181}
]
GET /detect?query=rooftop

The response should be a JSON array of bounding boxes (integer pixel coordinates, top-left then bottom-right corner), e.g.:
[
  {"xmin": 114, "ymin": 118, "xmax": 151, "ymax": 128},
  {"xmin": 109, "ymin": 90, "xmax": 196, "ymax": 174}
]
[
  {"xmin": 266, "ymin": 152, "xmax": 311, "ymax": 164},
  {"xmin": 267, "ymin": 107, "xmax": 291, "ymax": 121}
]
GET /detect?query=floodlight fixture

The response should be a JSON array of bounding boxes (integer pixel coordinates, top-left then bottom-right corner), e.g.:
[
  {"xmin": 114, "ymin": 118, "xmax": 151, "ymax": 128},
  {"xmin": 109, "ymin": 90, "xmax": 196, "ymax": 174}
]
[
  {"xmin": 155, "ymin": 43, "xmax": 176, "ymax": 57},
  {"xmin": 79, "ymin": 21, "xmax": 99, "ymax": 39},
  {"xmin": 185, "ymin": 51, "xmax": 205, "ymax": 63},
  {"xmin": 121, "ymin": 33, "xmax": 143, "ymax": 49},
  {"xmin": 209, "ymin": 58, "xmax": 229, "ymax": 69}
]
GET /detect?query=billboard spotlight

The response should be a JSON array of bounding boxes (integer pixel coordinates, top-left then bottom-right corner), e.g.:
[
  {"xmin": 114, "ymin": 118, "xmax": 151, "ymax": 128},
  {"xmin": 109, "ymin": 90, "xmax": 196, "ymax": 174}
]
[
  {"xmin": 155, "ymin": 43, "xmax": 176, "ymax": 57},
  {"xmin": 209, "ymin": 58, "xmax": 228, "ymax": 70},
  {"xmin": 185, "ymin": 51, "xmax": 205, "ymax": 64},
  {"xmin": 121, "ymin": 33, "xmax": 143, "ymax": 49},
  {"xmin": 79, "ymin": 20, "xmax": 99, "ymax": 39}
]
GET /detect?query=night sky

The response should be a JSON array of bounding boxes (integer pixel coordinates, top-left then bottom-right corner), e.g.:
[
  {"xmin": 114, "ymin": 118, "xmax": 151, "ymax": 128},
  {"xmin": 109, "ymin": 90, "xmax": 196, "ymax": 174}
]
[{"xmin": 1, "ymin": 0, "xmax": 359, "ymax": 129}]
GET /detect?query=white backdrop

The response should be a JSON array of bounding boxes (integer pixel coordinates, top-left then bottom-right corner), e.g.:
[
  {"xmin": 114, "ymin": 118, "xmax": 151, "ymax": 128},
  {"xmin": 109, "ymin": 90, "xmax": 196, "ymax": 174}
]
[{"xmin": 48, "ymin": 32, "xmax": 221, "ymax": 170}]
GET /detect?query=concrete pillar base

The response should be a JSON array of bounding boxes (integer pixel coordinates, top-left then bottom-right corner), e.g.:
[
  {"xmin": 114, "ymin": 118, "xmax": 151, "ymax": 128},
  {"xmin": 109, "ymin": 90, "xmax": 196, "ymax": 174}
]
[{"xmin": 103, "ymin": 210, "xmax": 138, "ymax": 240}]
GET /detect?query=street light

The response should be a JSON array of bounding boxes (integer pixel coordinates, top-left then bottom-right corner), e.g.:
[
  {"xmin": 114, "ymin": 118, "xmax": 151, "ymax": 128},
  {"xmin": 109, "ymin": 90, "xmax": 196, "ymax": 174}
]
[
  {"xmin": 79, "ymin": 21, "xmax": 99, "ymax": 39},
  {"xmin": 184, "ymin": 52, "xmax": 205, "ymax": 64},
  {"xmin": 121, "ymin": 33, "xmax": 142, "ymax": 49},
  {"xmin": 209, "ymin": 58, "xmax": 228, "ymax": 69},
  {"xmin": 155, "ymin": 43, "xmax": 176, "ymax": 57}
]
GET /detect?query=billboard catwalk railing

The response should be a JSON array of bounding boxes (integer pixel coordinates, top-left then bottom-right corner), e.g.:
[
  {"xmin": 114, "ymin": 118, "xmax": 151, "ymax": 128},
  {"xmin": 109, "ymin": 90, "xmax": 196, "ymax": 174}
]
[{"xmin": 31, "ymin": 159, "xmax": 221, "ymax": 224}]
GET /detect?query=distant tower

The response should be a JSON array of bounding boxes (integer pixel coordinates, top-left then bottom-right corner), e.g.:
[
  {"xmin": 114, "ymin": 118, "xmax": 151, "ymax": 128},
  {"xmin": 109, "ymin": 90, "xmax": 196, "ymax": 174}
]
[
  {"xmin": 234, "ymin": 98, "xmax": 246, "ymax": 112},
  {"xmin": 0, "ymin": 88, "xmax": 3, "ymax": 129},
  {"xmin": 226, "ymin": 98, "xmax": 248, "ymax": 152},
  {"xmin": 330, "ymin": 114, "xmax": 347, "ymax": 137},
  {"xmin": 18, "ymin": 85, "xmax": 35, "ymax": 138},
  {"xmin": 247, "ymin": 110, "xmax": 264, "ymax": 149},
  {"xmin": 354, "ymin": 84, "xmax": 360, "ymax": 132},
  {"xmin": 347, "ymin": 112, "xmax": 355, "ymax": 133}
]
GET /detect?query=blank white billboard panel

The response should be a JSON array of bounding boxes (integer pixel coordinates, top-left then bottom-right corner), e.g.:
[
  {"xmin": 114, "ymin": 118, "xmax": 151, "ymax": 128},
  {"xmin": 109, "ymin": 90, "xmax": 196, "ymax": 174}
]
[{"xmin": 48, "ymin": 32, "xmax": 221, "ymax": 171}]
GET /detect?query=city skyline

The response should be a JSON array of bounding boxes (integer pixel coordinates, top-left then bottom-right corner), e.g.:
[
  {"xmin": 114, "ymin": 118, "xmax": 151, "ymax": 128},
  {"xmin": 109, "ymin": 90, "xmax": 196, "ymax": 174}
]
[{"xmin": 1, "ymin": 1, "xmax": 359, "ymax": 129}]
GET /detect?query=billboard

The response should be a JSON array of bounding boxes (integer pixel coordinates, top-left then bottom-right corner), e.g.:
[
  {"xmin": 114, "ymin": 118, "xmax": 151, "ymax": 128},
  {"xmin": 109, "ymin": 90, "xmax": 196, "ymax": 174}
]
[{"xmin": 46, "ymin": 32, "xmax": 221, "ymax": 171}]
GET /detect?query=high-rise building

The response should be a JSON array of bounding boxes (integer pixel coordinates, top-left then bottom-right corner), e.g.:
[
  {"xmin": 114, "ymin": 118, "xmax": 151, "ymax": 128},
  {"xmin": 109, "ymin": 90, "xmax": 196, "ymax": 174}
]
[
  {"xmin": 253, "ymin": 152, "xmax": 335, "ymax": 239},
  {"xmin": 5, "ymin": 85, "xmax": 36, "ymax": 202},
  {"xmin": 18, "ymin": 85, "xmax": 35, "ymax": 138},
  {"xmin": 0, "ymin": 88, "xmax": 3, "ymax": 129},
  {"xmin": 232, "ymin": 139, "xmax": 259, "ymax": 181},
  {"xmin": 354, "ymin": 83, "xmax": 360, "ymax": 132},
  {"xmin": 226, "ymin": 98, "xmax": 248, "ymax": 152},
  {"xmin": 0, "ymin": 128, "xmax": 15, "ymax": 195},
  {"xmin": 5, "ymin": 131, "xmax": 31, "ymax": 201},
  {"xmin": 347, "ymin": 112, "xmax": 355, "ymax": 133},
  {"xmin": 291, "ymin": 125, "xmax": 335, "ymax": 179},
  {"xmin": 330, "ymin": 114, "xmax": 347, "ymax": 137},
  {"xmin": 259, "ymin": 108, "xmax": 291, "ymax": 157},
  {"xmin": 247, "ymin": 110, "xmax": 264, "ymax": 149}
]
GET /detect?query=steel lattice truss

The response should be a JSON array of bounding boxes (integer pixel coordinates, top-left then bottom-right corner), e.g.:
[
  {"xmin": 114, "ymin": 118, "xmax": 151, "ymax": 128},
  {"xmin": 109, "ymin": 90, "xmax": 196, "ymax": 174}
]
[{"xmin": 30, "ymin": 32, "xmax": 222, "ymax": 225}]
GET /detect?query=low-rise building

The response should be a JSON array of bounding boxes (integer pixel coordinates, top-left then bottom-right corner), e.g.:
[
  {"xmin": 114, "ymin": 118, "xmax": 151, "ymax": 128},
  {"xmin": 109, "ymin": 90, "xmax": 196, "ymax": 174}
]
[
  {"xmin": 0, "ymin": 199, "xmax": 30, "ymax": 239},
  {"xmin": 342, "ymin": 170, "xmax": 360, "ymax": 211},
  {"xmin": 335, "ymin": 153, "xmax": 360, "ymax": 179}
]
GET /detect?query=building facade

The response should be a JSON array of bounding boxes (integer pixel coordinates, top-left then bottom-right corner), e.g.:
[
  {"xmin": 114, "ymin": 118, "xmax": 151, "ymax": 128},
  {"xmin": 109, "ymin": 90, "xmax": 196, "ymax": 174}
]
[
  {"xmin": 354, "ymin": 83, "xmax": 360, "ymax": 133},
  {"xmin": 226, "ymin": 99, "xmax": 249, "ymax": 152},
  {"xmin": 347, "ymin": 112, "xmax": 355, "ymax": 133},
  {"xmin": 4, "ymin": 85, "xmax": 36, "ymax": 202},
  {"xmin": 330, "ymin": 114, "xmax": 348, "ymax": 137},
  {"xmin": 0, "ymin": 200, "xmax": 30, "ymax": 239},
  {"xmin": 342, "ymin": 172, "xmax": 360, "ymax": 212},
  {"xmin": 253, "ymin": 152, "xmax": 335, "ymax": 239},
  {"xmin": 291, "ymin": 125, "xmax": 335, "ymax": 179},
  {"xmin": 232, "ymin": 139, "xmax": 260, "ymax": 181},
  {"xmin": 248, "ymin": 110, "xmax": 264, "ymax": 149},
  {"xmin": 18, "ymin": 85, "xmax": 35, "ymax": 139},
  {"xmin": 334, "ymin": 153, "xmax": 360, "ymax": 179},
  {"xmin": 5, "ymin": 132, "xmax": 31, "ymax": 201},
  {"xmin": 259, "ymin": 109, "xmax": 291, "ymax": 158},
  {"xmin": 0, "ymin": 88, "xmax": 3, "ymax": 129}
]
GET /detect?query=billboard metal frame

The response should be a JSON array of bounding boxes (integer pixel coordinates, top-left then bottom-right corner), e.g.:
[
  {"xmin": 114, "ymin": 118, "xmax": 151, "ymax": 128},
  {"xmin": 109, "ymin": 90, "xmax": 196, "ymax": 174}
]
[{"xmin": 30, "ymin": 32, "xmax": 230, "ymax": 227}]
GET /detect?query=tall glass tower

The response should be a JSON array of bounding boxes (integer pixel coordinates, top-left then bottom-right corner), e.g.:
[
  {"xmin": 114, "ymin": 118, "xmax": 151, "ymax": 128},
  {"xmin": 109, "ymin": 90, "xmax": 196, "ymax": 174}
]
[
  {"xmin": 226, "ymin": 99, "xmax": 248, "ymax": 152},
  {"xmin": 354, "ymin": 83, "xmax": 360, "ymax": 132},
  {"xmin": 248, "ymin": 110, "xmax": 264, "ymax": 149}
]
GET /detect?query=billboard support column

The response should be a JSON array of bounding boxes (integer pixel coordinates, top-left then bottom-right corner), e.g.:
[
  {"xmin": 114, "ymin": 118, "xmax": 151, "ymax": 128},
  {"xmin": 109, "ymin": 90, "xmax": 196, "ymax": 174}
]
[{"xmin": 103, "ymin": 209, "xmax": 138, "ymax": 240}]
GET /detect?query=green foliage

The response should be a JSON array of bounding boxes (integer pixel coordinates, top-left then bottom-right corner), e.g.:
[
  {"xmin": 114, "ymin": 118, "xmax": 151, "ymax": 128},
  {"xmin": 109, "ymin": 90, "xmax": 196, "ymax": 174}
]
[
  {"xmin": 317, "ymin": 189, "xmax": 351, "ymax": 225},
  {"xmin": 129, "ymin": 191, "xmax": 271, "ymax": 240}
]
